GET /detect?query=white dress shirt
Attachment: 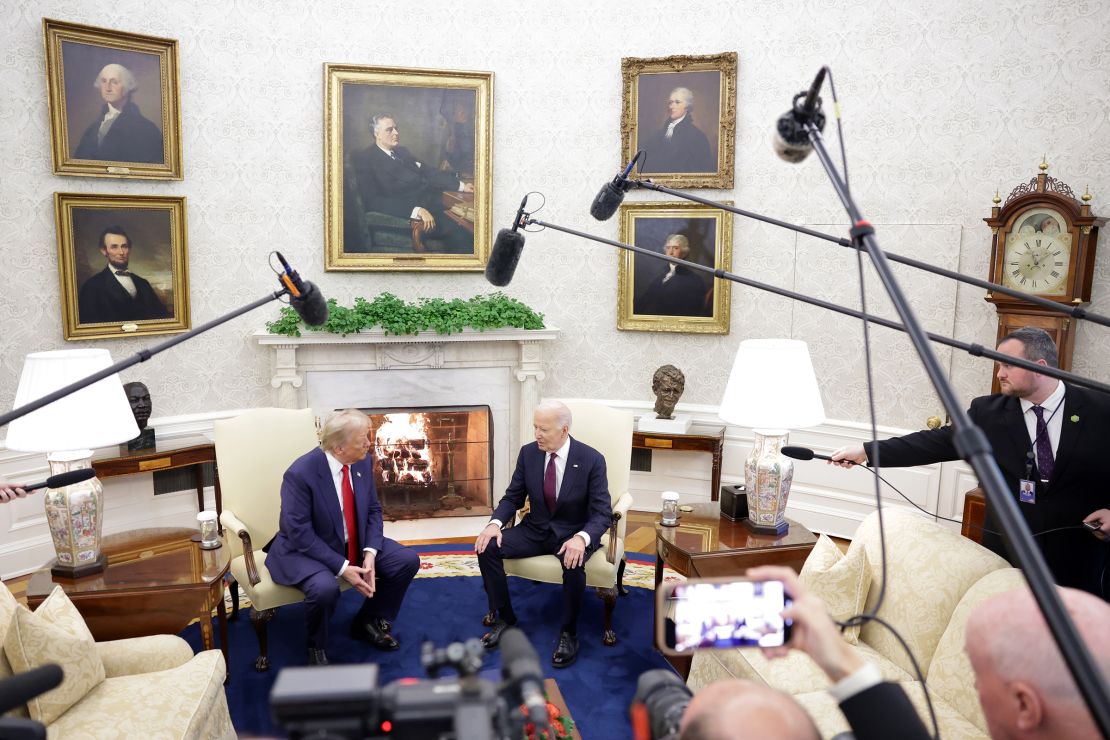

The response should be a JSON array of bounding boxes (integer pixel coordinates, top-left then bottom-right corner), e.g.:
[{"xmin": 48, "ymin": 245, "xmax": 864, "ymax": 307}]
[
  {"xmin": 1019, "ymin": 380, "xmax": 1065, "ymax": 459},
  {"xmin": 324, "ymin": 451, "xmax": 376, "ymax": 576},
  {"xmin": 665, "ymin": 114, "xmax": 687, "ymax": 140}
]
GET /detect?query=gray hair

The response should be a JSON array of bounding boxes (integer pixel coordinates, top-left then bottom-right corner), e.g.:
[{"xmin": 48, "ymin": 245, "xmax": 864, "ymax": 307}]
[
  {"xmin": 664, "ymin": 233, "xmax": 690, "ymax": 257},
  {"xmin": 535, "ymin": 400, "xmax": 572, "ymax": 430},
  {"xmin": 670, "ymin": 87, "xmax": 694, "ymax": 110},
  {"xmin": 319, "ymin": 409, "xmax": 370, "ymax": 452},
  {"xmin": 370, "ymin": 114, "xmax": 395, "ymax": 137},
  {"xmin": 1001, "ymin": 327, "xmax": 1059, "ymax": 368},
  {"xmin": 93, "ymin": 63, "xmax": 137, "ymax": 95}
]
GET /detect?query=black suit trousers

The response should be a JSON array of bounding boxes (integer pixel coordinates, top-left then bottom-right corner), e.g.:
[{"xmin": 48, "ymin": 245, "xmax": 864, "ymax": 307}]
[{"xmin": 478, "ymin": 524, "xmax": 600, "ymax": 630}]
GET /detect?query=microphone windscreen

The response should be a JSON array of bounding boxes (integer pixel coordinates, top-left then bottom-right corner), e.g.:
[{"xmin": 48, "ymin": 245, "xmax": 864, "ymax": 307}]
[
  {"xmin": 44, "ymin": 468, "xmax": 97, "ymax": 489},
  {"xmin": 498, "ymin": 626, "xmax": 542, "ymax": 681},
  {"xmin": 589, "ymin": 181, "xmax": 624, "ymax": 221},
  {"xmin": 485, "ymin": 229, "xmax": 525, "ymax": 287},
  {"xmin": 291, "ymin": 281, "xmax": 329, "ymax": 326},
  {"xmin": 0, "ymin": 663, "xmax": 64, "ymax": 714},
  {"xmin": 780, "ymin": 445, "xmax": 816, "ymax": 461}
]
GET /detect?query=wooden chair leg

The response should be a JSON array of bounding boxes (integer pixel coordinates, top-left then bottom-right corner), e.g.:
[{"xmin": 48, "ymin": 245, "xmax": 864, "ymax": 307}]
[
  {"xmin": 597, "ymin": 587, "xmax": 618, "ymax": 646},
  {"xmin": 617, "ymin": 558, "xmax": 629, "ymax": 596},
  {"xmin": 251, "ymin": 608, "xmax": 275, "ymax": 672},
  {"xmin": 229, "ymin": 578, "xmax": 240, "ymax": 620}
]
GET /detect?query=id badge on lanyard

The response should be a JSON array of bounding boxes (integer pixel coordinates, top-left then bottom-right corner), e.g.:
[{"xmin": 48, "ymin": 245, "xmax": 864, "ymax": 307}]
[{"xmin": 1019, "ymin": 453, "xmax": 1036, "ymax": 504}]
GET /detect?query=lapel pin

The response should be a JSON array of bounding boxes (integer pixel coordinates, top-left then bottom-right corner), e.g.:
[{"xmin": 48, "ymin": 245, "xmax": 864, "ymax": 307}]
[
  {"xmin": 573, "ymin": 464, "xmax": 579, "ymax": 468},
  {"xmin": 1071, "ymin": 415, "xmax": 1080, "ymax": 423}
]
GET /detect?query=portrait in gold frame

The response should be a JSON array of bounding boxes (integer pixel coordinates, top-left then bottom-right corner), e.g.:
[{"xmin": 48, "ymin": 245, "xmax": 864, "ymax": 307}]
[
  {"xmin": 621, "ymin": 52, "xmax": 737, "ymax": 189},
  {"xmin": 324, "ymin": 63, "xmax": 493, "ymax": 272},
  {"xmin": 43, "ymin": 18, "xmax": 183, "ymax": 180},
  {"xmin": 55, "ymin": 193, "xmax": 190, "ymax": 341},
  {"xmin": 617, "ymin": 201, "xmax": 732, "ymax": 334}
]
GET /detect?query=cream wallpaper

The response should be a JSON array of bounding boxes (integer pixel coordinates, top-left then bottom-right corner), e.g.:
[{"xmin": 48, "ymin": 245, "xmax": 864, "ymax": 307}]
[{"xmin": 2, "ymin": 0, "xmax": 1109, "ymax": 433}]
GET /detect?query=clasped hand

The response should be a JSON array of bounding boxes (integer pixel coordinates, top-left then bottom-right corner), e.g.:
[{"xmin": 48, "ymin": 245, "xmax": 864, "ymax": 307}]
[{"xmin": 342, "ymin": 553, "xmax": 377, "ymax": 598}]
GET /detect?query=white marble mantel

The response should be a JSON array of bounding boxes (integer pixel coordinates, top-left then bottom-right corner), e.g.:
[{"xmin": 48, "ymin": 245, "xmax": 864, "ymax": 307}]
[{"xmin": 253, "ymin": 327, "xmax": 560, "ymax": 458}]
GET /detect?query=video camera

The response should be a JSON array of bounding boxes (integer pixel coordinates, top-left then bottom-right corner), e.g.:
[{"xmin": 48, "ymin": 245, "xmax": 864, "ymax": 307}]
[{"xmin": 270, "ymin": 628, "xmax": 550, "ymax": 740}]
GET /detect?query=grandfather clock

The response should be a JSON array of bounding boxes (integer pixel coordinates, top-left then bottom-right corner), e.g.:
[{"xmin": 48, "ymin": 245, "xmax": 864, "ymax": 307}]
[{"xmin": 984, "ymin": 160, "xmax": 1104, "ymax": 392}]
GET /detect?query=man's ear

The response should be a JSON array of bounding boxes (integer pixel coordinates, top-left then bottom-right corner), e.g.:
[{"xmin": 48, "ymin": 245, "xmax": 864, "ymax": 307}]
[{"xmin": 1012, "ymin": 681, "xmax": 1044, "ymax": 731}]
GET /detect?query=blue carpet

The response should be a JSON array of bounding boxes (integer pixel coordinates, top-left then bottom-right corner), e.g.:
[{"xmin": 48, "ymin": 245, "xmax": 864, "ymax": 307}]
[{"xmin": 182, "ymin": 566, "xmax": 675, "ymax": 739}]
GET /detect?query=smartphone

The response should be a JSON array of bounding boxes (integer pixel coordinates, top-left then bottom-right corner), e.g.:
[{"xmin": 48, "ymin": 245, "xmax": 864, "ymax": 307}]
[
  {"xmin": 656, "ymin": 577, "xmax": 793, "ymax": 655},
  {"xmin": 1083, "ymin": 520, "xmax": 1102, "ymax": 531}
]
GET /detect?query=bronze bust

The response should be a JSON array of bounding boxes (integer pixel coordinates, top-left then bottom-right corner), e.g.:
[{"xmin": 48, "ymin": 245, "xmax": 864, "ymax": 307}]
[
  {"xmin": 123, "ymin": 381, "xmax": 155, "ymax": 450},
  {"xmin": 652, "ymin": 365, "xmax": 686, "ymax": 419}
]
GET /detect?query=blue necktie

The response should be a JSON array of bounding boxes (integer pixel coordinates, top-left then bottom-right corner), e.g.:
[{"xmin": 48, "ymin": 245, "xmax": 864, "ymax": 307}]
[{"xmin": 1032, "ymin": 406, "xmax": 1054, "ymax": 482}]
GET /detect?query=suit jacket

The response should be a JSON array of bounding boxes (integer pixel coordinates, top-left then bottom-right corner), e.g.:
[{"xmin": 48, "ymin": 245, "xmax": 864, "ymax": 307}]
[
  {"xmin": 642, "ymin": 116, "xmax": 715, "ymax": 173},
  {"xmin": 839, "ymin": 681, "xmax": 931, "ymax": 740},
  {"xmin": 73, "ymin": 102, "xmax": 164, "ymax": 164},
  {"xmin": 866, "ymin": 384, "xmax": 1110, "ymax": 593},
  {"xmin": 351, "ymin": 144, "xmax": 461, "ymax": 220},
  {"xmin": 493, "ymin": 438, "xmax": 612, "ymax": 546},
  {"xmin": 634, "ymin": 265, "xmax": 711, "ymax": 317},
  {"xmin": 77, "ymin": 266, "xmax": 170, "ymax": 324},
  {"xmin": 266, "ymin": 447, "xmax": 385, "ymax": 585}
]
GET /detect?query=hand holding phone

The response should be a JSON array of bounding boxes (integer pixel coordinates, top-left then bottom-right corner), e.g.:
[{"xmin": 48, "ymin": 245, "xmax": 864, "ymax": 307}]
[
  {"xmin": 1083, "ymin": 520, "xmax": 1101, "ymax": 532},
  {"xmin": 656, "ymin": 577, "xmax": 793, "ymax": 655}
]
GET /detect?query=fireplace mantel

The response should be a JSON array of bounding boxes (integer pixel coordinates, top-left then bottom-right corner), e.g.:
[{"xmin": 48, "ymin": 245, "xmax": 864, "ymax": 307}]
[{"xmin": 253, "ymin": 327, "xmax": 559, "ymax": 460}]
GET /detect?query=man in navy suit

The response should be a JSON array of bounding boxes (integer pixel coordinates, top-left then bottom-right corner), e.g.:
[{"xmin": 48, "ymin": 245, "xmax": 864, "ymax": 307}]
[
  {"xmin": 831, "ymin": 327, "xmax": 1110, "ymax": 597},
  {"xmin": 475, "ymin": 400, "xmax": 613, "ymax": 667},
  {"xmin": 266, "ymin": 409, "xmax": 421, "ymax": 665}
]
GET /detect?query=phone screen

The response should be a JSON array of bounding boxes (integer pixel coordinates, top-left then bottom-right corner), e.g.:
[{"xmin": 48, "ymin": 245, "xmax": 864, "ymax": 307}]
[{"xmin": 660, "ymin": 579, "xmax": 792, "ymax": 653}]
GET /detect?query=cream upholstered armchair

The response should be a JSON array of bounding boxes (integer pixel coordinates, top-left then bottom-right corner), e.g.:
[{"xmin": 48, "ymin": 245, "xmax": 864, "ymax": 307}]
[
  {"xmin": 494, "ymin": 399, "xmax": 634, "ymax": 645},
  {"xmin": 215, "ymin": 407, "xmax": 326, "ymax": 671}
]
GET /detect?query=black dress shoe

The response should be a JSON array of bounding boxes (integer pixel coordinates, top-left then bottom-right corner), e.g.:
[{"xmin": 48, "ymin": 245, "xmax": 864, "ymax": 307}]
[
  {"xmin": 307, "ymin": 648, "xmax": 329, "ymax": 665},
  {"xmin": 551, "ymin": 631, "xmax": 578, "ymax": 668},
  {"xmin": 350, "ymin": 619, "xmax": 400, "ymax": 651},
  {"xmin": 482, "ymin": 618, "xmax": 516, "ymax": 649}
]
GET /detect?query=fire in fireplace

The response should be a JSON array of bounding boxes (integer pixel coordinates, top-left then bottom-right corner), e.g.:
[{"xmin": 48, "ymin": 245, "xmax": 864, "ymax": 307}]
[{"xmin": 362, "ymin": 405, "xmax": 493, "ymax": 520}]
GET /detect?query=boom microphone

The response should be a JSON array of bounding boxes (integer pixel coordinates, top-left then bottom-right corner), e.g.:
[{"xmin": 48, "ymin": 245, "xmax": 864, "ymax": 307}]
[
  {"xmin": 589, "ymin": 151, "xmax": 642, "ymax": 221},
  {"xmin": 499, "ymin": 627, "xmax": 549, "ymax": 731},
  {"xmin": 772, "ymin": 67, "xmax": 828, "ymax": 163},
  {"xmin": 274, "ymin": 252, "xmax": 329, "ymax": 326},
  {"xmin": 781, "ymin": 445, "xmax": 854, "ymax": 465},
  {"xmin": 485, "ymin": 195, "xmax": 529, "ymax": 287},
  {"xmin": 19, "ymin": 468, "xmax": 97, "ymax": 492},
  {"xmin": 0, "ymin": 664, "xmax": 63, "ymax": 715}
]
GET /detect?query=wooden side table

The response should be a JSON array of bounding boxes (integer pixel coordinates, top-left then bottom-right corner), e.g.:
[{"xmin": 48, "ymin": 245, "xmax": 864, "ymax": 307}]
[
  {"xmin": 633, "ymin": 425, "xmax": 726, "ymax": 500},
  {"xmin": 26, "ymin": 528, "xmax": 230, "ymax": 672},
  {"xmin": 91, "ymin": 435, "xmax": 222, "ymax": 524},
  {"xmin": 653, "ymin": 503, "xmax": 817, "ymax": 678}
]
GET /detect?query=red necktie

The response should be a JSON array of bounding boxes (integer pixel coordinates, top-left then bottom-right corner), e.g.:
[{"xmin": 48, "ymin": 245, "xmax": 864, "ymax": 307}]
[
  {"xmin": 341, "ymin": 464, "xmax": 359, "ymax": 563},
  {"xmin": 544, "ymin": 453, "xmax": 558, "ymax": 513}
]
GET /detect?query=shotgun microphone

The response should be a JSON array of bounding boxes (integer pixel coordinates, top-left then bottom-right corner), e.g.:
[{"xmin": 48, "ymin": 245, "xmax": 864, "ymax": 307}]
[
  {"xmin": 274, "ymin": 252, "xmax": 329, "ymax": 326},
  {"xmin": 781, "ymin": 445, "xmax": 855, "ymax": 465},
  {"xmin": 499, "ymin": 627, "xmax": 549, "ymax": 731},
  {"xmin": 589, "ymin": 151, "xmax": 642, "ymax": 221},
  {"xmin": 485, "ymin": 195, "xmax": 530, "ymax": 287},
  {"xmin": 773, "ymin": 67, "xmax": 828, "ymax": 163},
  {"xmin": 0, "ymin": 664, "xmax": 63, "ymax": 715},
  {"xmin": 19, "ymin": 468, "xmax": 97, "ymax": 492}
]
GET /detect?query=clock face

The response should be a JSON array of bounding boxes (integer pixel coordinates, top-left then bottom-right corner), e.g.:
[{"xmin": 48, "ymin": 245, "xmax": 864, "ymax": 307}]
[{"xmin": 1002, "ymin": 207, "xmax": 1072, "ymax": 295}]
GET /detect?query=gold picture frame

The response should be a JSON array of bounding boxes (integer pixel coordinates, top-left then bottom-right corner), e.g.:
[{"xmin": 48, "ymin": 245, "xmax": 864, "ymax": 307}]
[
  {"xmin": 55, "ymin": 193, "xmax": 190, "ymax": 340},
  {"xmin": 324, "ymin": 63, "xmax": 493, "ymax": 271},
  {"xmin": 43, "ymin": 19, "xmax": 183, "ymax": 180},
  {"xmin": 617, "ymin": 201, "xmax": 732, "ymax": 334},
  {"xmin": 621, "ymin": 52, "xmax": 737, "ymax": 189}
]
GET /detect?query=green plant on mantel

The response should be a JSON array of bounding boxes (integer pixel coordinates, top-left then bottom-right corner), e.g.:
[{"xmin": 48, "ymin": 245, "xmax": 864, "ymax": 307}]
[{"xmin": 266, "ymin": 292, "xmax": 545, "ymax": 338}]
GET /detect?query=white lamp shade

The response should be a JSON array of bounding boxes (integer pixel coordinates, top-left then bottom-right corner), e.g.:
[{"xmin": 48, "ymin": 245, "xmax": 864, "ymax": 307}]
[
  {"xmin": 718, "ymin": 339, "xmax": 826, "ymax": 431},
  {"xmin": 6, "ymin": 349, "xmax": 140, "ymax": 452}
]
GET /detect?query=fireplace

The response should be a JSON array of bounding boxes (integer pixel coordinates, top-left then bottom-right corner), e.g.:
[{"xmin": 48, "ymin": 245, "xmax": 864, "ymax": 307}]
[{"xmin": 363, "ymin": 405, "xmax": 492, "ymax": 520}]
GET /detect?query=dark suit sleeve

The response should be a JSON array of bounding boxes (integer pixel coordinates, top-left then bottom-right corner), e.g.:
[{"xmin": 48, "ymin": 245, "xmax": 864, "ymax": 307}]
[
  {"xmin": 278, "ymin": 466, "xmax": 345, "ymax": 574},
  {"xmin": 492, "ymin": 446, "xmax": 530, "ymax": 524},
  {"xmin": 583, "ymin": 451, "xmax": 612, "ymax": 545},
  {"xmin": 362, "ymin": 458, "xmax": 384, "ymax": 553},
  {"xmin": 838, "ymin": 682, "xmax": 932, "ymax": 740}
]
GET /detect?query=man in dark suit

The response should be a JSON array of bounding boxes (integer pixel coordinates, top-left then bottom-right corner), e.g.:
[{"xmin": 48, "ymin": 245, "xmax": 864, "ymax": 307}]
[
  {"xmin": 634, "ymin": 234, "xmax": 712, "ymax": 317},
  {"xmin": 266, "ymin": 409, "xmax": 421, "ymax": 665},
  {"xmin": 77, "ymin": 226, "xmax": 170, "ymax": 325},
  {"xmin": 831, "ymin": 327, "xmax": 1110, "ymax": 597},
  {"xmin": 475, "ymin": 400, "xmax": 613, "ymax": 667},
  {"xmin": 350, "ymin": 113, "xmax": 473, "ymax": 252},
  {"xmin": 641, "ymin": 87, "xmax": 715, "ymax": 174},
  {"xmin": 73, "ymin": 63, "xmax": 163, "ymax": 163}
]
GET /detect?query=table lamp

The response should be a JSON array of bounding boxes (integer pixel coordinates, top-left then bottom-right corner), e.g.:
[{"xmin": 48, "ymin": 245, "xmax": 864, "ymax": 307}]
[
  {"xmin": 718, "ymin": 339, "xmax": 825, "ymax": 535},
  {"xmin": 5, "ymin": 349, "xmax": 139, "ymax": 577}
]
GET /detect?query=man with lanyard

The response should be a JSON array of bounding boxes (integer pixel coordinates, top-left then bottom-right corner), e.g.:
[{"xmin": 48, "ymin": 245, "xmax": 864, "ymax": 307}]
[{"xmin": 830, "ymin": 327, "xmax": 1110, "ymax": 597}]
